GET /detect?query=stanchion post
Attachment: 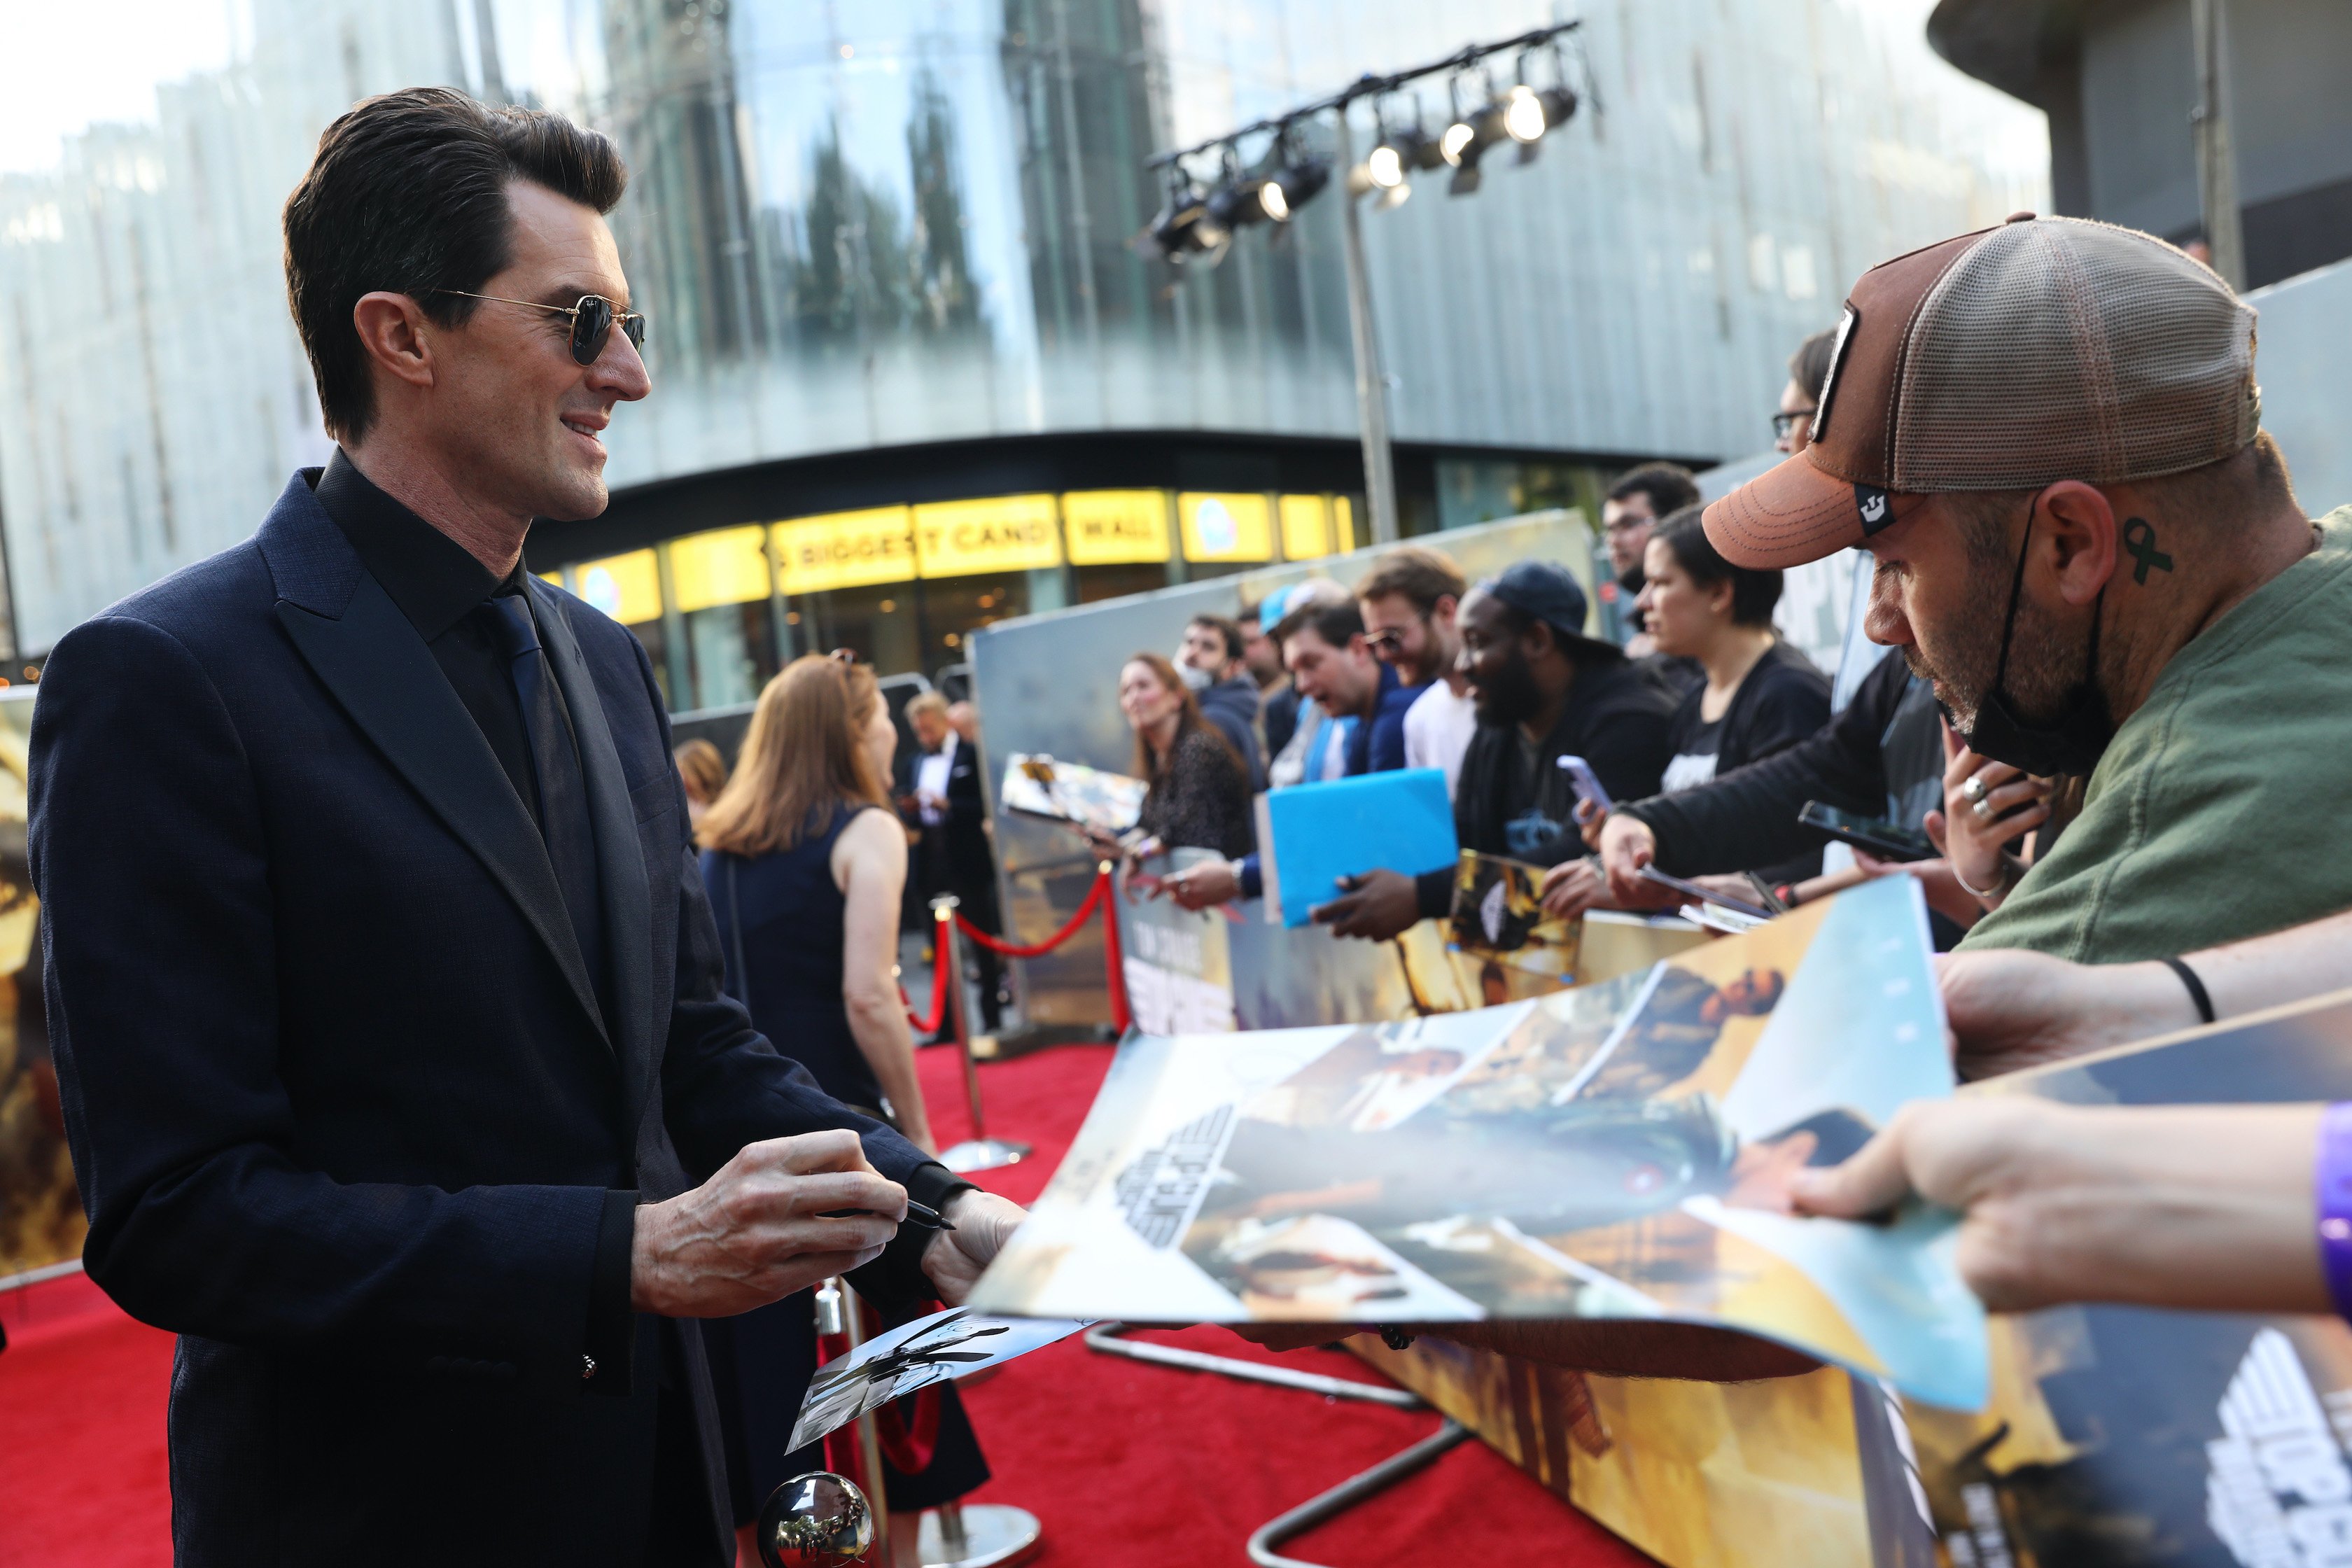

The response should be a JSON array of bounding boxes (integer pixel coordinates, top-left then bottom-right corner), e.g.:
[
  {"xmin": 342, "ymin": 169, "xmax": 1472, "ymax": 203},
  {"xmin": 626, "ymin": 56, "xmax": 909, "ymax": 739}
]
[
  {"xmin": 932, "ymin": 895, "xmax": 1030, "ymax": 1174},
  {"xmin": 816, "ymin": 1276, "xmax": 892, "ymax": 1565}
]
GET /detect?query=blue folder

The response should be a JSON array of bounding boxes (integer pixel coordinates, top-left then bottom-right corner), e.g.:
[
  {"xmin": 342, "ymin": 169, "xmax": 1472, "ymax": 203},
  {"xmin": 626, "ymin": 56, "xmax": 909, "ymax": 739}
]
[{"xmin": 1258, "ymin": 769, "xmax": 1457, "ymax": 928}]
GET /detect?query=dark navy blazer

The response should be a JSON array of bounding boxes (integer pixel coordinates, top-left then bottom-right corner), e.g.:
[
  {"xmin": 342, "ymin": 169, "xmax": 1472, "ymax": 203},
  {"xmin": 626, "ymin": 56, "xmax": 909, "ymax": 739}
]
[{"xmin": 28, "ymin": 472, "xmax": 939, "ymax": 1567}]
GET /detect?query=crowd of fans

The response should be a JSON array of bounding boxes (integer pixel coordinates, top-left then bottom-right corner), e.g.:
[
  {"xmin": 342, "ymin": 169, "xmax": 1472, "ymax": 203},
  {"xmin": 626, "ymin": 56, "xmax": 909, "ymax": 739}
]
[
  {"xmin": 668, "ymin": 211, "xmax": 2352, "ymax": 1392},
  {"xmin": 1088, "ymin": 212, "xmax": 2352, "ymax": 1342}
]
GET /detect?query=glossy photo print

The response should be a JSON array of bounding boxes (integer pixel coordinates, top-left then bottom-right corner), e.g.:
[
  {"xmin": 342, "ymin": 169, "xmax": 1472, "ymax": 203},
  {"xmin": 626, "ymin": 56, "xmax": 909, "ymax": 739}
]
[{"xmin": 973, "ymin": 876, "xmax": 1989, "ymax": 1408}]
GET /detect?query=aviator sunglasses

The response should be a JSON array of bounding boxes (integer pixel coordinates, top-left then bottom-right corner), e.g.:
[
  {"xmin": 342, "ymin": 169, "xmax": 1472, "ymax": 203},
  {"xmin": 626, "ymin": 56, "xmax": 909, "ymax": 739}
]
[{"xmin": 436, "ymin": 290, "xmax": 648, "ymax": 365}]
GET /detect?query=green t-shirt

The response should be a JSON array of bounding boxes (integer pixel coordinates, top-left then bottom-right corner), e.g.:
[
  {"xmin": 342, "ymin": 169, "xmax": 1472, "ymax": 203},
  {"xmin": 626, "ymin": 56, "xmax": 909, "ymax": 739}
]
[{"xmin": 1961, "ymin": 507, "xmax": 2352, "ymax": 965}]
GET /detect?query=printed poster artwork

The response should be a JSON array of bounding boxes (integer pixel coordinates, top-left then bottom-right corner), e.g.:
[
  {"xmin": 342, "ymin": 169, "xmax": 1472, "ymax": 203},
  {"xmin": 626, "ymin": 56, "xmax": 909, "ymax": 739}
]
[
  {"xmin": 788, "ymin": 1307, "xmax": 1091, "ymax": 1452},
  {"xmin": 0, "ymin": 694, "xmax": 71, "ymax": 1282},
  {"xmin": 974, "ymin": 876, "xmax": 1988, "ymax": 1408}
]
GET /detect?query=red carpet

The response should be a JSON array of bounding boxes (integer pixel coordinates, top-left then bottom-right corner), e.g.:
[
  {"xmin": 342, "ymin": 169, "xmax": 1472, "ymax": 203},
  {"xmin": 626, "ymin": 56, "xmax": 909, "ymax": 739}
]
[{"xmin": 0, "ymin": 1043, "xmax": 1657, "ymax": 1567}]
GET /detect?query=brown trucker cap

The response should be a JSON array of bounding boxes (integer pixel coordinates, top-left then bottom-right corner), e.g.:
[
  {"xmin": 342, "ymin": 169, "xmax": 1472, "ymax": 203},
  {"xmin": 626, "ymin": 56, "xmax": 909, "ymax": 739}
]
[{"xmin": 1704, "ymin": 214, "xmax": 2260, "ymax": 570}]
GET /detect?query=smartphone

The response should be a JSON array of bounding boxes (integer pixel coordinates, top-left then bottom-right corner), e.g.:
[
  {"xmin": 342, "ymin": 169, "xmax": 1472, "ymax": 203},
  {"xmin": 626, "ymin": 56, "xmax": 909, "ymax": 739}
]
[
  {"xmin": 1637, "ymin": 864, "xmax": 1777, "ymax": 922},
  {"xmin": 1554, "ymin": 755, "xmax": 1613, "ymax": 817},
  {"xmin": 1797, "ymin": 800, "xmax": 1938, "ymax": 863}
]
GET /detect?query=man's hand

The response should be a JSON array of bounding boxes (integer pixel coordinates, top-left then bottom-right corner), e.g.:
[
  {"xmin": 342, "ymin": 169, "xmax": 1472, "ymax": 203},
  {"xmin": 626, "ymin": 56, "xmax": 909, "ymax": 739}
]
[
  {"xmin": 1596, "ymin": 814, "xmax": 1679, "ymax": 908},
  {"xmin": 1940, "ymin": 948, "xmax": 2198, "ymax": 1079},
  {"xmin": 1795, "ymin": 1099, "xmax": 2332, "ymax": 1316},
  {"xmin": 920, "ymin": 1189, "xmax": 1028, "ymax": 1306},
  {"xmin": 1789, "ymin": 1098, "xmax": 2061, "ymax": 1310},
  {"xmin": 1163, "ymin": 859, "xmax": 1241, "ymax": 911},
  {"xmin": 630, "ymin": 1130, "xmax": 905, "ymax": 1317},
  {"xmin": 1310, "ymin": 869, "xmax": 1420, "ymax": 941},
  {"xmin": 1538, "ymin": 857, "xmax": 1610, "ymax": 919}
]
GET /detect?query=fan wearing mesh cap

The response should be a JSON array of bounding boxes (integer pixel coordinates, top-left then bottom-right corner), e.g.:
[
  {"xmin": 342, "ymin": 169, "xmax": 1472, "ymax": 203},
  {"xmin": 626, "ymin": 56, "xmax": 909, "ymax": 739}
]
[{"xmin": 1700, "ymin": 213, "xmax": 2352, "ymax": 970}]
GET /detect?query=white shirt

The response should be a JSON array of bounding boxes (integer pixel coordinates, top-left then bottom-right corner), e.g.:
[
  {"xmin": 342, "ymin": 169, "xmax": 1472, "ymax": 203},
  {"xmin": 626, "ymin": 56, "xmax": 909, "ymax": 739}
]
[
  {"xmin": 1403, "ymin": 680, "xmax": 1479, "ymax": 799},
  {"xmin": 916, "ymin": 732, "xmax": 955, "ymax": 825}
]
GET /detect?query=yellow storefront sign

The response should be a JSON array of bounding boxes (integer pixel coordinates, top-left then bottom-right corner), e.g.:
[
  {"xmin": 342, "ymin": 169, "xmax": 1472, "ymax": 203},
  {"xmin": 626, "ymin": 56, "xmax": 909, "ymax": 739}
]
[
  {"xmin": 1333, "ymin": 495, "xmax": 1357, "ymax": 554},
  {"xmin": 1278, "ymin": 494, "xmax": 1331, "ymax": 561},
  {"xmin": 1178, "ymin": 491, "xmax": 1272, "ymax": 563},
  {"xmin": 1063, "ymin": 490, "xmax": 1171, "ymax": 566},
  {"xmin": 913, "ymin": 494, "xmax": 1062, "ymax": 578},
  {"xmin": 667, "ymin": 525, "xmax": 770, "ymax": 612},
  {"xmin": 575, "ymin": 550, "xmax": 662, "ymax": 626},
  {"xmin": 771, "ymin": 507, "xmax": 918, "ymax": 595}
]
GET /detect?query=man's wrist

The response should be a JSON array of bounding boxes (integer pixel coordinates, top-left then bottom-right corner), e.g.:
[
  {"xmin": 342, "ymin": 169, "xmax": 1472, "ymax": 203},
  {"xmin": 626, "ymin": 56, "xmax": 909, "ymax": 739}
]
[{"xmin": 2110, "ymin": 959, "xmax": 2212, "ymax": 1042}]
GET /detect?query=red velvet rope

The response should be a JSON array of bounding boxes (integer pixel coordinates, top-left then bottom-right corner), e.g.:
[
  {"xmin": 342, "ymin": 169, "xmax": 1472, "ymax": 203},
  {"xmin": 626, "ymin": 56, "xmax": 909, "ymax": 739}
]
[
  {"xmin": 900, "ymin": 928, "xmax": 953, "ymax": 1035},
  {"xmin": 953, "ymin": 869, "xmax": 1110, "ymax": 958},
  {"xmin": 925, "ymin": 866, "xmax": 1134, "ymax": 1037}
]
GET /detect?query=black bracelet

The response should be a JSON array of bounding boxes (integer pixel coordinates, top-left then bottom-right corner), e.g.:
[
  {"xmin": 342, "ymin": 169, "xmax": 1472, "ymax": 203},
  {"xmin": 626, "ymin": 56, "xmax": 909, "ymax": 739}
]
[
  {"xmin": 1378, "ymin": 1325, "xmax": 1417, "ymax": 1352},
  {"xmin": 2161, "ymin": 955, "xmax": 2217, "ymax": 1026}
]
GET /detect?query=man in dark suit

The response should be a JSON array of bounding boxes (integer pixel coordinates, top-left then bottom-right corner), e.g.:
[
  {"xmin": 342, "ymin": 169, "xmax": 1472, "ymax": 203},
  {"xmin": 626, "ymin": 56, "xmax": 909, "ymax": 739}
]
[
  {"xmin": 943, "ymin": 700, "xmax": 1008, "ymax": 1032},
  {"xmin": 29, "ymin": 88, "xmax": 1022, "ymax": 1567}
]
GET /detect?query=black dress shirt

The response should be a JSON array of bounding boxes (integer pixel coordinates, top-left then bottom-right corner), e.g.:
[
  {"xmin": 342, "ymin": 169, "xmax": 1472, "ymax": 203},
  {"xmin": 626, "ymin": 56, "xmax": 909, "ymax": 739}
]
[
  {"xmin": 314, "ymin": 450, "xmax": 553, "ymax": 830},
  {"xmin": 312, "ymin": 451, "xmax": 641, "ymax": 1394}
]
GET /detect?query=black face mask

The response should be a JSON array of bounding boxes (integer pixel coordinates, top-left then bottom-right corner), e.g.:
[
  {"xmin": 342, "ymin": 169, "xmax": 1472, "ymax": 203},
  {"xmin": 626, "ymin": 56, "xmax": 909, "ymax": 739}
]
[{"xmin": 1954, "ymin": 495, "xmax": 2114, "ymax": 777}]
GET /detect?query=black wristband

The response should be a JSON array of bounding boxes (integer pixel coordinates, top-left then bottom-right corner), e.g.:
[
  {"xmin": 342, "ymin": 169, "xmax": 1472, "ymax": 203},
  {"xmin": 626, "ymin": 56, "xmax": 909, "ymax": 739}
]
[{"xmin": 2160, "ymin": 955, "xmax": 2217, "ymax": 1026}]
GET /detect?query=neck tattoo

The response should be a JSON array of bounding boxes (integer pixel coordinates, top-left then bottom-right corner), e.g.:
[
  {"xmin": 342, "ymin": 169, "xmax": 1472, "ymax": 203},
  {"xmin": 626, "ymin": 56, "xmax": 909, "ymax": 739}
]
[{"xmin": 2122, "ymin": 517, "xmax": 2174, "ymax": 584}]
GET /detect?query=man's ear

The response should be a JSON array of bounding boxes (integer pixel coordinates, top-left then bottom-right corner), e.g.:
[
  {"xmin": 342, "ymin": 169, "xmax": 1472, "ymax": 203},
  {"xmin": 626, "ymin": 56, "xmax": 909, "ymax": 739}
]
[
  {"xmin": 1432, "ymin": 594, "xmax": 1459, "ymax": 629},
  {"xmin": 351, "ymin": 291, "xmax": 438, "ymax": 393},
  {"xmin": 2038, "ymin": 480, "xmax": 2119, "ymax": 606}
]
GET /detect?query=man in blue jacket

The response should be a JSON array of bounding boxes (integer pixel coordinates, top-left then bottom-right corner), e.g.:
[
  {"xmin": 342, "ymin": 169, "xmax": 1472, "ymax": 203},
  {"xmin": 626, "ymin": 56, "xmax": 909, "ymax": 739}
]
[
  {"xmin": 1163, "ymin": 595, "xmax": 1419, "ymax": 909},
  {"xmin": 29, "ymin": 88, "xmax": 1021, "ymax": 1567}
]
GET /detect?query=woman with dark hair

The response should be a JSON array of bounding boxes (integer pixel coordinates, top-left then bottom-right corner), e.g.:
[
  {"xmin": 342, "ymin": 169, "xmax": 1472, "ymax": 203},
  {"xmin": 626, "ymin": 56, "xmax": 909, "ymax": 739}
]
[
  {"xmin": 696, "ymin": 654, "xmax": 985, "ymax": 1562},
  {"xmin": 1637, "ymin": 506, "xmax": 1830, "ymax": 796},
  {"xmin": 1120, "ymin": 651, "xmax": 1255, "ymax": 859}
]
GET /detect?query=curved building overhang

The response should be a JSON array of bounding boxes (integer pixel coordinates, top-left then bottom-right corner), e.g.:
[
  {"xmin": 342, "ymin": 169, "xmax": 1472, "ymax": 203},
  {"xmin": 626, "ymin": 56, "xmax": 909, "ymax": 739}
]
[{"xmin": 1925, "ymin": 0, "xmax": 2091, "ymax": 107}]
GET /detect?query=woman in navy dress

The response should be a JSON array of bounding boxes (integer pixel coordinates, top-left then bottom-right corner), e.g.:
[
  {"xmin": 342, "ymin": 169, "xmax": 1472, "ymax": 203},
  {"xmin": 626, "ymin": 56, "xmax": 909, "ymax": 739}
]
[{"xmin": 696, "ymin": 654, "xmax": 985, "ymax": 1560}]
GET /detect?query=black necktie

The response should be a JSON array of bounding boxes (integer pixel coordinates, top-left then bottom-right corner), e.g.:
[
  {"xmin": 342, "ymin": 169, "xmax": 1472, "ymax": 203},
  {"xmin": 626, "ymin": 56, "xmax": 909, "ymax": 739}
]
[{"xmin": 489, "ymin": 593, "xmax": 607, "ymax": 1018}]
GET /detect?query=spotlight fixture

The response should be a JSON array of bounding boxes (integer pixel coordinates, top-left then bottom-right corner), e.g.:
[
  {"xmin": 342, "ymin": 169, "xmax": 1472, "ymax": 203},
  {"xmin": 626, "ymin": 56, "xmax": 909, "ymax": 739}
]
[
  {"xmin": 1143, "ymin": 167, "xmax": 1227, "ymax": 261},
  {"xmin": 1438, "ymin": 78, "xmax": 1511, "ymax": 195},
  {"xmin": 1204, "ymin": 130, "xmax": 1330, "ymax": 228},
  {"xmin": 1262, "ymin": 136, "xmax": 1331, "ymax": 220},
  {"xmin": 1504, "ymin": 84, "xmax": 1546, "ymax": 144},
  {"xmin": 1364, "ymin": 98, "xmax": 1445, "ymax": 207},
  {"xmin": 1502, "ymin": 47, "xmax": 1581, "ymax": 163}
]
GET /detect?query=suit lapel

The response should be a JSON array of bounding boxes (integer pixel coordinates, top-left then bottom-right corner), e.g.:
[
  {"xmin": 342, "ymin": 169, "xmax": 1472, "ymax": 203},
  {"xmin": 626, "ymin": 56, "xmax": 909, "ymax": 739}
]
[
  {"xmin": 528, "ymin": 577, "xmax": 657, "ymax": 1126},
  {"xmin": 260, "ymin": 486, "xmax": 612, "ymax": 1054}
]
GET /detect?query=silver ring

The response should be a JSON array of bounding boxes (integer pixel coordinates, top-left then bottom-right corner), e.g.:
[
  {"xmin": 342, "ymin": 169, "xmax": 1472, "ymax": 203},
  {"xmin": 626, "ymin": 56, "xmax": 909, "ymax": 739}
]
[
  {"xmin": 1961, "ymin": 776, "xmax": 1989, "ymax": 806},
  {"xmin": 1971, "ymin": 797, "xmax": 1995, "ymax": 820}
]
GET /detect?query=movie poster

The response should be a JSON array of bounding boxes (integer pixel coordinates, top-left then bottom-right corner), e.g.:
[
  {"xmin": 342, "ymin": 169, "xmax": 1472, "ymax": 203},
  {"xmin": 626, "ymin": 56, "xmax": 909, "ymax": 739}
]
[
  {"xmin": 788, "ymin": 1307, "xmax": 1091, "ymax": 1452},
  {"xmin": 0, "ymin": 692, "xmax": 71, "ymax": 1283},
  {"xmin": 1903, "ymin": 995, "xmax": 2352, "ymax": 1568},
  {"xmin": 997, "ymin": 753, "xmax": 1147, "ymax": 837},
  {"xmin": 1115, "ymin": 849, "xmax": 1238, "ymax": 1036},
  {"xmin": 1448, "ymin": 850, "xmax": 1581, "ymax": 1003},
  {"xmin": 974, "ymin": 877, "xmax": 1987, "ymax": 1408}
]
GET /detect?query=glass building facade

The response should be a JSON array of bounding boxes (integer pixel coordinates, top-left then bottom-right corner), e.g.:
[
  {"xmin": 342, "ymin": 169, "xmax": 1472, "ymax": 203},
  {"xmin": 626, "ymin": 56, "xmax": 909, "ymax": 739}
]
[{"xmin": 0, "ymin": 0, "xmax": 2043, "ymax": 699}]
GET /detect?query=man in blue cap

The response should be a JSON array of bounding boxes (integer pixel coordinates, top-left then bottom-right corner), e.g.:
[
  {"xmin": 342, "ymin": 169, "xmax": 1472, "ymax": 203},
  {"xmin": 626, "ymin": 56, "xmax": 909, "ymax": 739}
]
[{"xmin": 1313, "ymin": 560, "xmax": 1680, "ymax": 939}]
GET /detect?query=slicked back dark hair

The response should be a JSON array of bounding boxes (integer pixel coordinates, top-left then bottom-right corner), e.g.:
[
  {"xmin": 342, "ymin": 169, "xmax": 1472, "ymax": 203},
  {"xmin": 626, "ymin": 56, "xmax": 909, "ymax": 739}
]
[{"xmin": 284, "ymin": 87, "xmax": 629, "ymax": 442}]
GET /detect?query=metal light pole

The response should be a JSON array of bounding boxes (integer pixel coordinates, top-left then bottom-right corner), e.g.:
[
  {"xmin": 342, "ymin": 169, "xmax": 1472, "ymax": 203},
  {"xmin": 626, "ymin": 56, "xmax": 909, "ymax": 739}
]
[
  {"xmin": 2190, "ymin": 0, "xmax": 2246, "ymax": 289},
  {"xmin": 1332, "ymin": 108, "xmax": 1401, "ymax": 546}
]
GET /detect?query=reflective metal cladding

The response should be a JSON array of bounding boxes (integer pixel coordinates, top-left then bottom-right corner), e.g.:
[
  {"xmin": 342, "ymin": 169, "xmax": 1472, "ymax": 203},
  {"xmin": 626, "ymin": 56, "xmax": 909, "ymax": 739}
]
[{"xmin": 0, "ymin": 0, "xmax": 2044, "ymax": 655}]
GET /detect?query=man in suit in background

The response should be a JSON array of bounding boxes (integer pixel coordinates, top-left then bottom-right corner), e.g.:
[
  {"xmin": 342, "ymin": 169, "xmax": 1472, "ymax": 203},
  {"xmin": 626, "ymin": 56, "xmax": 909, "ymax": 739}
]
[
  {"xmin": 944, "ymin": 699, "xmax": 1009, "ymax": 1033},
  {"xmin": 29, "ymin": 88, "xmax": 1022, "ymax": 1568}
]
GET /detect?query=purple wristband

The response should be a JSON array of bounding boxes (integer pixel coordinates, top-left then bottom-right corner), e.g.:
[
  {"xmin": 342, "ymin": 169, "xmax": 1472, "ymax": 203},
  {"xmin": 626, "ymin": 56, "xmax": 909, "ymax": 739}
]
[{"xmin": 2316, "ymin": 1103, "xmax": 2352, "ymax": 1321}]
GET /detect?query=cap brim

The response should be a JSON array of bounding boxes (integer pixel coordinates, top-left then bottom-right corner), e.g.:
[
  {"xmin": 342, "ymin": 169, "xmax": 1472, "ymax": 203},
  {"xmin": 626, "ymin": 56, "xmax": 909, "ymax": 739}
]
[{"xmin": 1702, "ymin": 451, "xmax": 1867, "ymax": 570}]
